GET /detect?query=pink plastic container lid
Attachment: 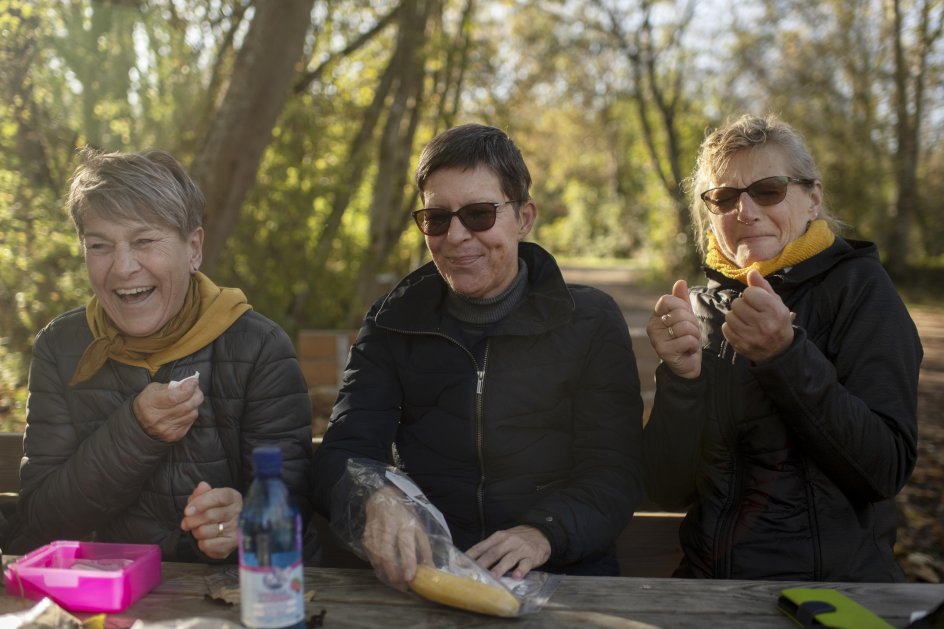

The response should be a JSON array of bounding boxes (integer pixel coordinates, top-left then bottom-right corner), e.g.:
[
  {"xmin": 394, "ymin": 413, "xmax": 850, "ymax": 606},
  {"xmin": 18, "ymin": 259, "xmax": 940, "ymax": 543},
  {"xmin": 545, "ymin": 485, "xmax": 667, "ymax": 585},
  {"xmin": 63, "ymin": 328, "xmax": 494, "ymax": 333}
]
[{"xmin": 4, "ymin": 541, "xmax": 162, "ymax": 613}]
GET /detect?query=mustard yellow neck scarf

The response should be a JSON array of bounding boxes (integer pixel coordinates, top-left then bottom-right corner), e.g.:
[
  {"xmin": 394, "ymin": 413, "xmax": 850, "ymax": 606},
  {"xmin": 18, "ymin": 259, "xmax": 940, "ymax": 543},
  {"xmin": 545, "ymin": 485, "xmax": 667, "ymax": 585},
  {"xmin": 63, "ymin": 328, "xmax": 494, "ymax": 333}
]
[
  {"xmin": 70, "ymin": 272, "xmax": 251, "ymax": 385},
  {"xmin": 705, "ymin": 219, "xmax": 836, "ymax": 284}
]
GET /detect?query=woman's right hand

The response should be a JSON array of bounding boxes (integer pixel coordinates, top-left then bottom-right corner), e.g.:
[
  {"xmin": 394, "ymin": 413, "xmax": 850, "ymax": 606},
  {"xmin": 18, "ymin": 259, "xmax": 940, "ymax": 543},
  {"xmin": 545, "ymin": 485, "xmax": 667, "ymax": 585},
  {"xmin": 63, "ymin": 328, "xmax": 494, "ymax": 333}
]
[
  {"xmin": 647, "ymin": 279, "xmax": 701, "ymax": 379},
  {"xmin": 132, "ymin": 378, "xmax": 203, "ymax": 442},
  {"xmin": 363, "ymin": 485, "xmax": 433, "ymax": 591},
  {"xmin": 180, "ymin": 481, "xmax": 242, "ymax": 559}
]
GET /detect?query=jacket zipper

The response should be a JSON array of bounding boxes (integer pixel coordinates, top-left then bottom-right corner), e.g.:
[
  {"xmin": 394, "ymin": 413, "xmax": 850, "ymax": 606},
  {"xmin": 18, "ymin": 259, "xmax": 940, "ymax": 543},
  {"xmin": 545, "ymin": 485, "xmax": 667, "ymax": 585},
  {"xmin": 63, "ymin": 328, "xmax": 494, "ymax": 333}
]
[
  {"xmin": 802, "ymin": 458, "xmax": 823, "ymax": 580},
  {"xmin": 375, "ymin": 326, "xmax": 489, "ymax": 536},
  {"xmin": 475, "ymin": 342, "xmax": 490, "ymax": 540},
  {"xmin": 713, "ymin": 345, "xmax": 743, "ymax": 579}
]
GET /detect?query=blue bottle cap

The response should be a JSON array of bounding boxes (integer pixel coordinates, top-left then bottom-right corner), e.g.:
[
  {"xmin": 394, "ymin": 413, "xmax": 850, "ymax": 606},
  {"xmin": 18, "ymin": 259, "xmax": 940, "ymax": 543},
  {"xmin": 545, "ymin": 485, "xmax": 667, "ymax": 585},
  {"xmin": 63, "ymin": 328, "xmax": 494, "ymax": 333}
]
[{"xmin": 252, "ymin": 446, "xmax": 283, "ymax": 477}]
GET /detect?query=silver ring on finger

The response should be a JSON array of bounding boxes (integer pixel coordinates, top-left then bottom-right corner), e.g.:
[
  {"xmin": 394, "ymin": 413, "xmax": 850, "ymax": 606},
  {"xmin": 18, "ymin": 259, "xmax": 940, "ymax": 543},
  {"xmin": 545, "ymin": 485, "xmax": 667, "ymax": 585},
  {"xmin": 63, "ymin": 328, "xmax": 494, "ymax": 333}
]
[
  {"xmin": 217, "ymin": 522, "xmax": 224, "ymax": 537},
  {"xmin": 667, "ymin": 325, "xmax": 675, "ymax": 338},
  {"xmin": 661, "ymin": 313, "xmax": 671, "ymax": 326}
]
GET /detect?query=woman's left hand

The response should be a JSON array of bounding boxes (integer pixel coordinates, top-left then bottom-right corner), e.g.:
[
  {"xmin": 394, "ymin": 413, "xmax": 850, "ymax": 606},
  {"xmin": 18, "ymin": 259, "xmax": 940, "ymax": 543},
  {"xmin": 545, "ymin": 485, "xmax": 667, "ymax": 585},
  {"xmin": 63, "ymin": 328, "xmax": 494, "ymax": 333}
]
[
  {"xmin": 722, "ymin": 269, "xmax": 795, "ymax": 364},
  {"xmin": 180, "ymin": 481, "xmax": 242, "ymax": 559},
  {"xmin": 465, "ymin": 525, "xmax": 551, "ymax": 580}
]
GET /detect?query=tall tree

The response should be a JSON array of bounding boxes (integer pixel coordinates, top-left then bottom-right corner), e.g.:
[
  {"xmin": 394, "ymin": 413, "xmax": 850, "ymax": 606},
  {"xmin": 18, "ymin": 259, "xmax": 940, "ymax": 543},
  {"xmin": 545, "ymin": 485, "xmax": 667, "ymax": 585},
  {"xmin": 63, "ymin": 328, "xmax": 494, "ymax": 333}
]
[
  {"xmin": 729, "ymin": 0, "xmax": 943, "ymax": 273},
  {"xmin": 589, "ymin": 0, "xmax": 701, "ymax": 274},
  {"xmin": 346, "ymin": 0, "xmax": 440, "ymax": 322},
  {"xmin": 191, "ymin": 0, "xmax": 318, "ymax": 272},
  {"xmin": 886, "ymin": 0, "xmax": 943, "ymax": 276}
]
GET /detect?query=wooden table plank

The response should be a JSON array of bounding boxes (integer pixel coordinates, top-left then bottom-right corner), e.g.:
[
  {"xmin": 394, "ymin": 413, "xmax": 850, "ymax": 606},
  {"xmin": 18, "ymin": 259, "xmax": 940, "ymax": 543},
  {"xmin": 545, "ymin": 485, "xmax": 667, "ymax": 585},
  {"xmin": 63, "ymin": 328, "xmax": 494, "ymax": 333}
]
[{"xmin": 2, "ymin": 561, "xmax": 942, "ymax": 628}]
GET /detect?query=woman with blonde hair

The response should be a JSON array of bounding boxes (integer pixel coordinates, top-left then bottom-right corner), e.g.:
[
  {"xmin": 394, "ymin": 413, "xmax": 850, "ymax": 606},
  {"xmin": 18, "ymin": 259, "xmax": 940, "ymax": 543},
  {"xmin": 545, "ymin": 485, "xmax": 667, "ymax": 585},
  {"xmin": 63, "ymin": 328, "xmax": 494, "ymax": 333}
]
[{"xmin": 644, "ymin": 114, "xmax": 922, "ymax": 581}]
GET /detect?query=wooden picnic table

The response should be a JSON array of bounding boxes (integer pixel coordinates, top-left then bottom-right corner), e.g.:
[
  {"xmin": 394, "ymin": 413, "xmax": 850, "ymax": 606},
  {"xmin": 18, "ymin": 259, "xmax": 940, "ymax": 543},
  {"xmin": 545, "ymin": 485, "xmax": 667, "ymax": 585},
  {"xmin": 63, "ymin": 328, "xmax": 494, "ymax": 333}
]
[{"xmin": 1, "ymin": 560, "xmax": 942, "ymax": 628}]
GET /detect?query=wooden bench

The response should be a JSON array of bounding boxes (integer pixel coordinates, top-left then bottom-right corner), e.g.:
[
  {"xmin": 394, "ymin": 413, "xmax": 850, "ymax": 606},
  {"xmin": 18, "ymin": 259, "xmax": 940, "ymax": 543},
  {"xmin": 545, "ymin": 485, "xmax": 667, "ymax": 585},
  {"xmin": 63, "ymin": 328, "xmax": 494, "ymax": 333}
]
[
  {"xmin": 1, "ymin": 432, "xmax": 23, "ymax": 531},
  {"xmin": 0, "ymin": 432, "xmax": 22, "ymax": 496},
  {"xmin": 297, "ymin": 330, "xmax": 358, "ymax": 436}
]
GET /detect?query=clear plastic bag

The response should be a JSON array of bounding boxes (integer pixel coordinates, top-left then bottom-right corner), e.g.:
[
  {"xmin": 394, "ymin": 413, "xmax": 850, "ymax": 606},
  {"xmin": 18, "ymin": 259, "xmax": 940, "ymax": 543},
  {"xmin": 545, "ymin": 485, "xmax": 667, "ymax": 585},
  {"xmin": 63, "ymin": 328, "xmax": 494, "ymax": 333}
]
[{"xmin": 330, "ymin": 458, "xmax": 560, "ymax": 616}]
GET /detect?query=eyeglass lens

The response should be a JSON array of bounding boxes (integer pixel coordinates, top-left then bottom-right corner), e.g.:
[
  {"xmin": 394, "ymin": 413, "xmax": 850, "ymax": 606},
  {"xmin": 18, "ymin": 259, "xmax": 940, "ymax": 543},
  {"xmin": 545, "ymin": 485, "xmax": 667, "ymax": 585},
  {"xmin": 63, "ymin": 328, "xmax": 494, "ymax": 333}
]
[
  {"xmin": 413, "ymin": 203, "xmax": 499, "ymax": 236},
  {"xmin": 701, "ymin": 176, "xmax": 793, "ymax": 213}
]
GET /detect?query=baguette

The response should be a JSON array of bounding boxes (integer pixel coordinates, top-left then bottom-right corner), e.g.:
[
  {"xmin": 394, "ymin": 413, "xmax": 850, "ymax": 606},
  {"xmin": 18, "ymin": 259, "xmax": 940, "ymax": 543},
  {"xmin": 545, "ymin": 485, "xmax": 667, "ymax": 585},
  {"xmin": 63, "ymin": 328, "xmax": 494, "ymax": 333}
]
[{"xmin": 408, "ymin": 564, "xmax": 521, "ymax": 617}]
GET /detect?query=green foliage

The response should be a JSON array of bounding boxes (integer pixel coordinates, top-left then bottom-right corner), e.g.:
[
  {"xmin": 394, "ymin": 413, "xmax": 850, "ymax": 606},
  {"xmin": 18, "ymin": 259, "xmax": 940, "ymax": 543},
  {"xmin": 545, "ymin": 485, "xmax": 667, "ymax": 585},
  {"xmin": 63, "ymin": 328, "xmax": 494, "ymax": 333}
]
[
  {"xmin": 0, "ymin": 0, "xmax": 249, "ymax": 429},
  {"xmin": 214, "ymin": 95, "xmax": 367, "ymax": 337},
  {"xmin": 1, "ymin": 0, "xmax": 942, "ymax": 433}
]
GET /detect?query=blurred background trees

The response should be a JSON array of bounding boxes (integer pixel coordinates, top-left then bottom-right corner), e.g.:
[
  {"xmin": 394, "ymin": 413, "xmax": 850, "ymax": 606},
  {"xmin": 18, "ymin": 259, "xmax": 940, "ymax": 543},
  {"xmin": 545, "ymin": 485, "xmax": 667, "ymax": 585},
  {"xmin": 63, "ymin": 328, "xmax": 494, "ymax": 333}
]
[{"xmin": 2, "ymin": 0, "xmax": 943, "ymax": 427}]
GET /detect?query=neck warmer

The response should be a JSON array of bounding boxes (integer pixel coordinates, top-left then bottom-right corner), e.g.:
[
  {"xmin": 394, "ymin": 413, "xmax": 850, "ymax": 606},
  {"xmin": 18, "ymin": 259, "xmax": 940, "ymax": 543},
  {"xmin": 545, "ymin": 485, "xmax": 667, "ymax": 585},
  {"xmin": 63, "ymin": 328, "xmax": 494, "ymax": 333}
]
[
  {"xmin": 70, "ymin": 272, "xmax": 251, "ymax": 385},
  {"xmin": 705, "ymin": 219, "xmax": 835, "ymax": 284},
  {"xmin": 445, "ymin": 259, "xmax": 529, "ymax": 325}
]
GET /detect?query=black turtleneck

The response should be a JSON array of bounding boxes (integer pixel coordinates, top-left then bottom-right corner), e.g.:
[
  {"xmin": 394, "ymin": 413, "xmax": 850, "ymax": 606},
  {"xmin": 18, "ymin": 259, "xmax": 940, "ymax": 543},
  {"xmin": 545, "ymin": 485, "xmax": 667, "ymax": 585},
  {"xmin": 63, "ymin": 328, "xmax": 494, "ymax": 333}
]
[{"xmin": 444, "ymin": 259, "xmax": 528, "ymax": 349}]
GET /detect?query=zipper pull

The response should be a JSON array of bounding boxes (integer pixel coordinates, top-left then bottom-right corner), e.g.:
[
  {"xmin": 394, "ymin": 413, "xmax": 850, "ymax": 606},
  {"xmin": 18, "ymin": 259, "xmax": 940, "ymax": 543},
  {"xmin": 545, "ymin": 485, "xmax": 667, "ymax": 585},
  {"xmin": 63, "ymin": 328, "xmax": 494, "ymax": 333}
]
[{"xmin": 476, "ymin": 370, "xmax": 485, "ymax": 394}]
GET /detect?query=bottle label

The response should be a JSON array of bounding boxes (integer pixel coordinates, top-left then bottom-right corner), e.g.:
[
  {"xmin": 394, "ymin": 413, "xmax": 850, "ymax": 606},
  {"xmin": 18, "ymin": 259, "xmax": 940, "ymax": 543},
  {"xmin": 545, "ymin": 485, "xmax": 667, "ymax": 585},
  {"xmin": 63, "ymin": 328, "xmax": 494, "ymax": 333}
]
[{"xmin": 239, "ymin": 551, "xmax": 304, "ymax": 628}]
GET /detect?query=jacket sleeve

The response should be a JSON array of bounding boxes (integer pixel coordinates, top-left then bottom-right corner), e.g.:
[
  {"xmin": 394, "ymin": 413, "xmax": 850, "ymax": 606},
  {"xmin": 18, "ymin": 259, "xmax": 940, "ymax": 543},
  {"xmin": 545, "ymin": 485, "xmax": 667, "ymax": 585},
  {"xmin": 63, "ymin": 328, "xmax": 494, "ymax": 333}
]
[
  {"xmin": 642, "ymin": 363, "xmax": 708, "ymax": 510},
  {"xmin": 237, "ymin": 321, "xmax": 313, "ymax": 522},
  {"xmin": 517, "ymin": 296, "xmax": 646, "ymax": 565},
  {"xmin": 751, "ymin": 265, "xmax": 921, "ymax": 502},
  {"xmin": 311, "ymin": 310, "xmax": 401, "ymax": 518},
  {"xmin": 14, "ymin": 330, "xmax": 172, "ymax": 548}
]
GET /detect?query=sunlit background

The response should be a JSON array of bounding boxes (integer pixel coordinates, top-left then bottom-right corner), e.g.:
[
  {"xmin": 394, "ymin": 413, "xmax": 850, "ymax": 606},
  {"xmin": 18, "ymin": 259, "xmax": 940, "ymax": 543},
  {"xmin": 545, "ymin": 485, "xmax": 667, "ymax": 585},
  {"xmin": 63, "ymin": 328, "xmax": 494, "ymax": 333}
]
[{"xmin": 1, "ymin": 0, "xmax": 942, "ymax": 418}]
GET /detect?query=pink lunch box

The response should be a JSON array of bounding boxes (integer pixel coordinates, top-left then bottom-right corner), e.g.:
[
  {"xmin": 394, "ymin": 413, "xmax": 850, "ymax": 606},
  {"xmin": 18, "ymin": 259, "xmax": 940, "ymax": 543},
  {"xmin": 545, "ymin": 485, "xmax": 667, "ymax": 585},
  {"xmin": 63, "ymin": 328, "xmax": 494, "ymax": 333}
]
[{"xmin": 4, "ymin": 541, "xmax": 161, "ymax": 613}]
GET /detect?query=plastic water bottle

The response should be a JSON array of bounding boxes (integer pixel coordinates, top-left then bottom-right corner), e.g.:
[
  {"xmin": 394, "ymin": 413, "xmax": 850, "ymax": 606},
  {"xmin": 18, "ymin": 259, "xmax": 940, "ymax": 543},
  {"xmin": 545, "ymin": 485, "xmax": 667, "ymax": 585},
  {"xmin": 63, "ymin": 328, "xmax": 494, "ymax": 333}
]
[{"xmin": 239, "ymin": 446, "xmax": 305, "ymax": 629}]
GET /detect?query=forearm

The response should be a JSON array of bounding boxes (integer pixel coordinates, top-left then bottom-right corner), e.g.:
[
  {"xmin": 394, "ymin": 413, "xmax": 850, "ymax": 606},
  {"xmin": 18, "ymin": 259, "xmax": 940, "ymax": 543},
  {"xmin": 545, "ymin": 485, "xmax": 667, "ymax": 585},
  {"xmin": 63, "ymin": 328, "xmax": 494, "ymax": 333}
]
[
  {"xmin": 643, "ymin": 363, "xmax": 708, "ymax": 509},
  {"xmin": 20, "ymin": 397, "xmax": 170, "ymax": 541},
  {"xmin": 311, "ymin": 410, "xmax": 397, "ymax": 518},
  {"xmin": 312, "ymin": 321, "xmax": 402, "ymax": 518},
  {"xmin": 754, "ymin": 328, "xmax": 919, "ymax": 501},
  {"xmin": 522, "ymin": 312, "xmax": 646, "ymax": 565},
  {"xmin": 520, "ymin": 460, "xmax": 641, "ymax": 565}
]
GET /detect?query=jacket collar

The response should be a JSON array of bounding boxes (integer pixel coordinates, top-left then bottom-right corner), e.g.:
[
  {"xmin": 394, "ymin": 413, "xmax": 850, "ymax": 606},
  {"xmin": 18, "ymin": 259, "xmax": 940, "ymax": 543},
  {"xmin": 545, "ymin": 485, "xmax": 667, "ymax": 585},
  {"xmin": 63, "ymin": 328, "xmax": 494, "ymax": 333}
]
[{"xmin": 375, "ymin": 241, "xmax": 575, "ymax": 336}]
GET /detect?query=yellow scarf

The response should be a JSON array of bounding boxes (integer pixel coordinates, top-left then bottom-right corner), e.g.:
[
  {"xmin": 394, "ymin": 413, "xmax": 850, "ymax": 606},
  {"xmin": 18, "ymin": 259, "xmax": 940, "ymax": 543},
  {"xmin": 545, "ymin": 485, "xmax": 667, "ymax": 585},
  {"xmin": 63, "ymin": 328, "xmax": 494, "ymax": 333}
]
[
  {"xmin": 705, "ymin": 219, "xmax": 836, "ymax": 284},
  {"xmin": 70, "ymin": 272, "xmax": 252, "ymax": 385}
]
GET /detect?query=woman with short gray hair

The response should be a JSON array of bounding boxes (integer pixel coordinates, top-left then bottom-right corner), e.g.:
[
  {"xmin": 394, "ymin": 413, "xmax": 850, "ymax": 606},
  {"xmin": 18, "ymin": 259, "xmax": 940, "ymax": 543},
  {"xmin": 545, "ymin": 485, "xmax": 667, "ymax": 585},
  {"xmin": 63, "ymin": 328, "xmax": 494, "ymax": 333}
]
[{"xmin": 7, "ymin": 147, "xmax": 313, "ymax": 563}]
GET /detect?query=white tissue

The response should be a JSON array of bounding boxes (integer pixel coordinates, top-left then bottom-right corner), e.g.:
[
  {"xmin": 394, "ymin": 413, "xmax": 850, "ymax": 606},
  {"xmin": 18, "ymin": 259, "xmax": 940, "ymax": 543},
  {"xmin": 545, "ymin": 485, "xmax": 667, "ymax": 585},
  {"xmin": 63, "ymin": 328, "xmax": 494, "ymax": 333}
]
[{"xmin": 168, "ymin": 371, "xmax": 200, "ymax": 389}]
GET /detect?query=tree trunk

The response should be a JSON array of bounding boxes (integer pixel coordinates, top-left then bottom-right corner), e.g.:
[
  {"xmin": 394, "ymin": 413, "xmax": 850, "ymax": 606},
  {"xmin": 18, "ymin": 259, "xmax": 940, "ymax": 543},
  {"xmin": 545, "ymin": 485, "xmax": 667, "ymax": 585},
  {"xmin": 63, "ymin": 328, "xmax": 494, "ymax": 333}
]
[
  {"xmin": 885, "ymin": 0, "xmax": 940, "ymax": 278},
  {"xmin": 190, "ymin": 0, "xmax": 316, "ymax": 272},
  {"xmin": 605, "ymin": 0, "xmax": 700, "ymax": 275},
  {"xmin": 346, "ymin": 0, "xmax": 436, "ymax": 324},
  {"xmin": 287, "ymin": 49, "xmax": 399, "ymax": 329}
]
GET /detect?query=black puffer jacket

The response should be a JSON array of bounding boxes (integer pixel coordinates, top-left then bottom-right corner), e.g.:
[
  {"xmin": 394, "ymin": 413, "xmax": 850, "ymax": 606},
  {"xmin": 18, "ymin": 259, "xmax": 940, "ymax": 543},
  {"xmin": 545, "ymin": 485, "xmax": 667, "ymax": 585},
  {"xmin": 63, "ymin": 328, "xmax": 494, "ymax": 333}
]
[
  {"xmin": 9, "ymin": 307, "xmax": 313, "ymax": 562},
  {"xmin": 312, "ymin": 243, "xmax": 644, "ymax": 575},
  {"xmin": 644, "ymin": 238, "xmax": 922, "ymax": 581}
]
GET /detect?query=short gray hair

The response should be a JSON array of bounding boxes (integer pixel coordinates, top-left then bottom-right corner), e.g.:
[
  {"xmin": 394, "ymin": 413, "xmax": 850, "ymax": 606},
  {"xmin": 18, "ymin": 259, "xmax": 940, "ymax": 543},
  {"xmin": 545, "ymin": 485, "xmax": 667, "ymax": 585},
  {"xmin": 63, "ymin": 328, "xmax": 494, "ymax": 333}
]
[
  {"xmin": 68, "ymin": 147, "xmax": 204, "ymax": 239},
  {"xmin": 685, "ymin": 113, "xmax": 842, "ymax": 259}
]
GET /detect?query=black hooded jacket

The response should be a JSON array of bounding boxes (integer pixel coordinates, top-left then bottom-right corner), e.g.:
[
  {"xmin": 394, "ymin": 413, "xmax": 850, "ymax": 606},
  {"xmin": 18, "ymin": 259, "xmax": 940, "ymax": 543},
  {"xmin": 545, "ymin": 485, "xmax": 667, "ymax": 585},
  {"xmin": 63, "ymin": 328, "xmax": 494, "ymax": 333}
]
[
  {"xmin": 312, "ymin": 242, "xmax": 644, "ymax": 575},
  {"xmin": 644, "ymin": 238, "xmax": 922, "ymax": 581}
]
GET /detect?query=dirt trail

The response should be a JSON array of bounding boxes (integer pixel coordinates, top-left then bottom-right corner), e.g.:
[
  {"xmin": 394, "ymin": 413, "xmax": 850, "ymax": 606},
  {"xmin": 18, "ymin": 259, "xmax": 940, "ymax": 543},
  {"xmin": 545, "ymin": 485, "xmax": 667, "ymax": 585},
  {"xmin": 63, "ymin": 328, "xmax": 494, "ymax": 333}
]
[{"xmin": 562, "ymin": 266, "xmax": 944, "ymax": 583}]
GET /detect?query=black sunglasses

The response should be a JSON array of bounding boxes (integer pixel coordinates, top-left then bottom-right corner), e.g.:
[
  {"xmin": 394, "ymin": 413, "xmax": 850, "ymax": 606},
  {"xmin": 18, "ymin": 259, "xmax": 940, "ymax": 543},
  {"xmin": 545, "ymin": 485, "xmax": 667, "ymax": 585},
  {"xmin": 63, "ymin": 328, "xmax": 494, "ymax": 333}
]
[
  {"xmin": 700, "ymin": 176, "xmax": 814, "ymax": 214},
  {"xmin": 411, "ymin": 201, "xmax": 519, "ymax": 236}
]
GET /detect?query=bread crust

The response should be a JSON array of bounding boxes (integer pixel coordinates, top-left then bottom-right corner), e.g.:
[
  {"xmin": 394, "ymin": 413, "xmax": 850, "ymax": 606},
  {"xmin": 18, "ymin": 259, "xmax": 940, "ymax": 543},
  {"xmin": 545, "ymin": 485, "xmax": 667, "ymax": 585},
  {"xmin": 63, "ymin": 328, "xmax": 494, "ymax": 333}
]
[{"xmin": 408, "ymin": 565, "xmax": 521, "ymax": 617}]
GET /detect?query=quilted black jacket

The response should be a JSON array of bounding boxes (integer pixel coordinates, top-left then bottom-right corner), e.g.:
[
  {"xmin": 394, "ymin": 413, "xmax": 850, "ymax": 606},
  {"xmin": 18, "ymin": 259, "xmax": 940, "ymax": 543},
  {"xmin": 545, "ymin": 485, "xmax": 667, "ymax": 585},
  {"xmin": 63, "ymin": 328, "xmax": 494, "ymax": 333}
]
[
  {"xmin": 644, "ymin": 238, "xmax": 922, "ymax": 581},
  {"xmin": 8, "ymin": 308, "xmax": 313, "ymax": 562},
  {"xmin": 312, "ymin": 242, "xmax": 645, "ymax": 575}
]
